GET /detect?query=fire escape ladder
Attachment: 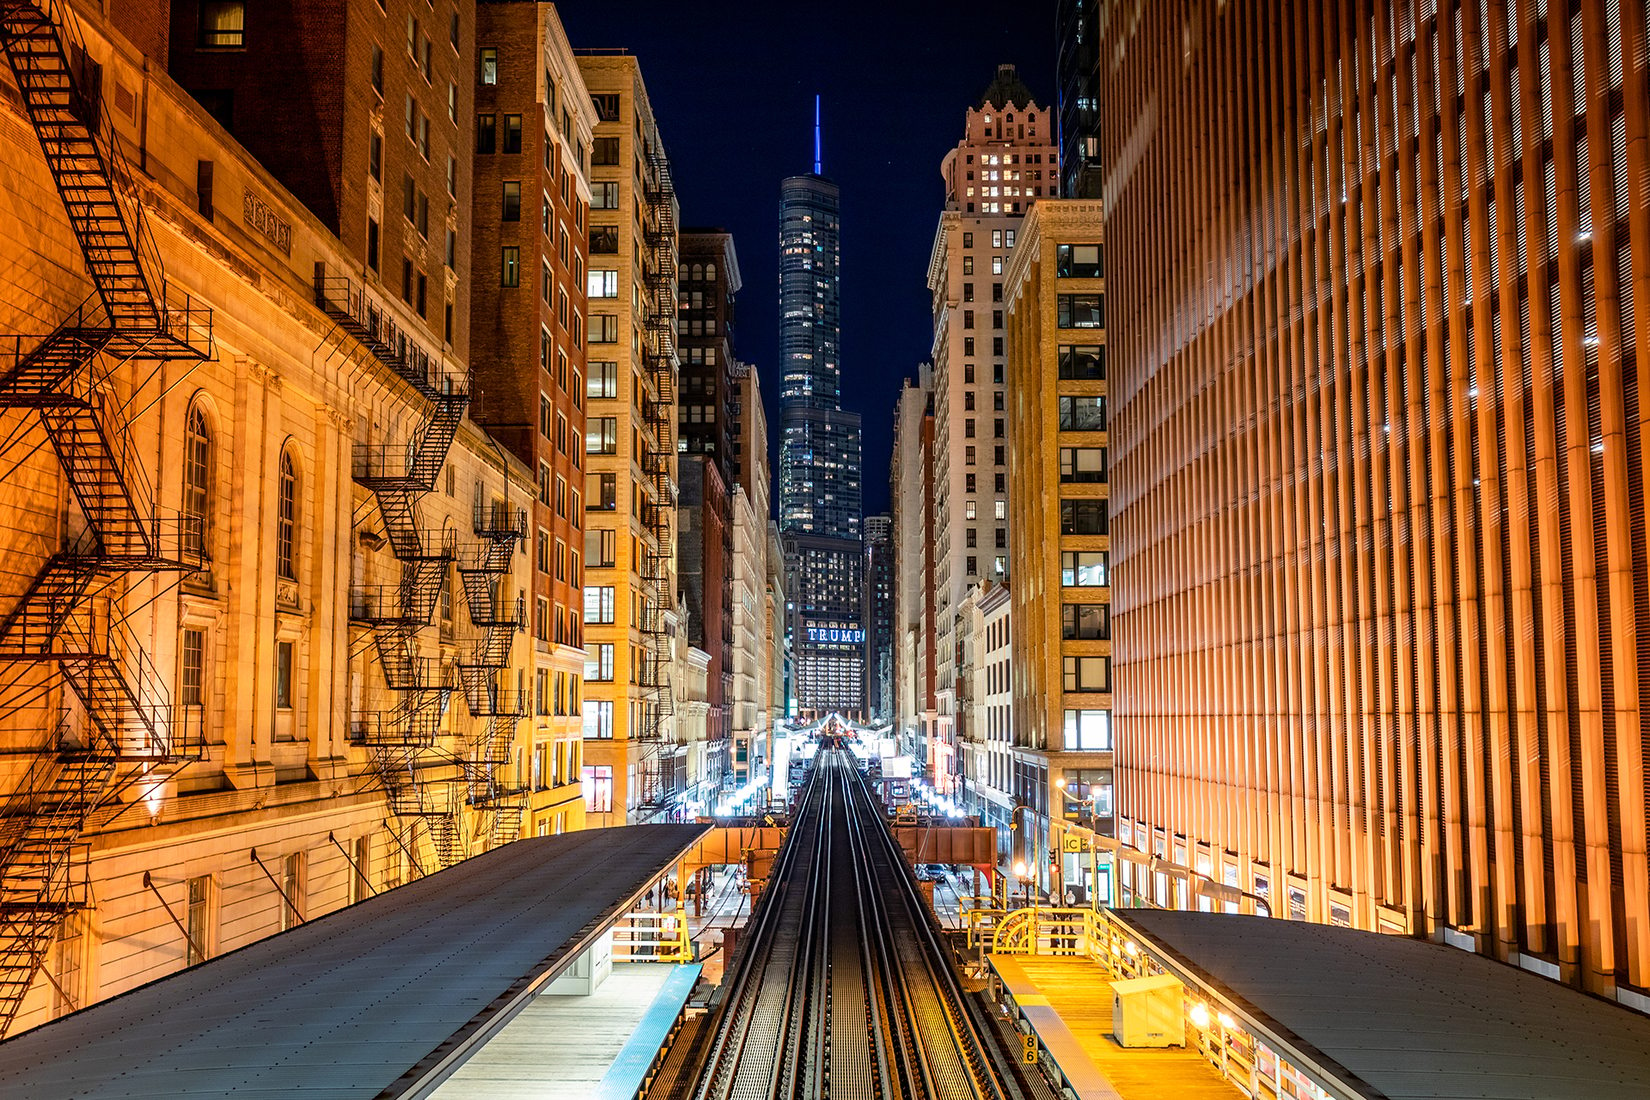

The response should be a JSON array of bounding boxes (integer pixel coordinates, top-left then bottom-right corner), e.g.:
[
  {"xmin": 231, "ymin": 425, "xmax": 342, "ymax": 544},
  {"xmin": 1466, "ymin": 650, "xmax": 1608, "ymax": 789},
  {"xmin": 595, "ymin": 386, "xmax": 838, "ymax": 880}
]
[
  {"xmin": 0, "ymin": 0, "xmax": 162, "ymax": 328},
  {"xmin": 634, "ymin": 149, "xmax": 678, "ymax": 813},
  {"xmin": 0, "ymin": 0, "xmax": 214, "ymax": 1033},
  {"xmin": 453, "ymin": 507, "xmax": 525, "ymax": 813},
  {"xmin": 0, "ymin": 748, "xmax": 114, "ymax": 1035}
]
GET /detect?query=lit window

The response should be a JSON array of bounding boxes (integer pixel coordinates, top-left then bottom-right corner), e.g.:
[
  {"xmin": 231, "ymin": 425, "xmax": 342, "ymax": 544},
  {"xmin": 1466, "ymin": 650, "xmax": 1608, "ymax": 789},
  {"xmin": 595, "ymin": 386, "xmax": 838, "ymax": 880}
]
[{"xmin": 276, "ymin": 450, "xmax": 297, "ymax": 580}]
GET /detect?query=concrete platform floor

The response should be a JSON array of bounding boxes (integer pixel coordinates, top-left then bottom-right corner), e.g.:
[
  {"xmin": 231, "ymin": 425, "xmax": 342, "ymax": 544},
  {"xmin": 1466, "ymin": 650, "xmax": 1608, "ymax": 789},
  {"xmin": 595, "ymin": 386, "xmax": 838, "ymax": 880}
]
[{"xmin": 428, "ymin": 964, "xmax": 675, "ymax": 1100}]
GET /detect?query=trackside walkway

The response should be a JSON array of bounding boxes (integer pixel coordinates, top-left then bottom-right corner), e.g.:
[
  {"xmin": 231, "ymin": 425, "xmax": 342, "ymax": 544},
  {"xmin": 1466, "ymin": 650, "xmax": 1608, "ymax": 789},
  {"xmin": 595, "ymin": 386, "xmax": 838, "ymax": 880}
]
[{"xmin": 990, "ymin": 954, "xmax": 1237, "ymax": 1100}]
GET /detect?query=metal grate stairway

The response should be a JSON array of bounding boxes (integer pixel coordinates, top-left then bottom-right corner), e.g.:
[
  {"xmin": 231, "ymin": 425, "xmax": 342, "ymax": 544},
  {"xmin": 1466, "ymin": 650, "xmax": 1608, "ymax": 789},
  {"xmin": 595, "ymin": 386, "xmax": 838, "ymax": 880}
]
[
  {"xmin": 0, "ymin": 0, "xmax": 212, "ymax": 1035},
  {"xmin": 454, "ymin": 504, "xmax": 526, "ymax": 818},
  {"xmin": 636, "ymin": 149, "xmax": 678, "ymax": 814}
]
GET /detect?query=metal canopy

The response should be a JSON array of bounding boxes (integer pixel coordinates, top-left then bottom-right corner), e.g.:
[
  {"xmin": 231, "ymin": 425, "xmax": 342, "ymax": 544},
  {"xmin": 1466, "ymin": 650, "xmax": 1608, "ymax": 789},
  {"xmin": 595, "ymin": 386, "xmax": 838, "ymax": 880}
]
[
  {"xmin": 0, "ymin": 824, "xmax": 708, "ymax": 1099},
  {"xmin": 1115, "ymin": 909, "xmax": 1650, "ymax": 1100}
]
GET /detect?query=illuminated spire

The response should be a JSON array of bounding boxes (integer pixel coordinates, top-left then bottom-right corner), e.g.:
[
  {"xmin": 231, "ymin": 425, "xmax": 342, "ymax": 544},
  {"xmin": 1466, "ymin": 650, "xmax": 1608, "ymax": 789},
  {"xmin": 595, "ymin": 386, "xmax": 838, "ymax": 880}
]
[{"xmin": 813, "ymin": 94, "xmax": 822, "ymax": 176}]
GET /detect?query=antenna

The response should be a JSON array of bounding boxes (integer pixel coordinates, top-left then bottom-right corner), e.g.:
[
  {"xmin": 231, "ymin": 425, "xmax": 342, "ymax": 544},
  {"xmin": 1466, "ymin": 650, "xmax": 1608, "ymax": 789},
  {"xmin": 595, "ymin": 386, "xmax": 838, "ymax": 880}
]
[{"xmin": 813, "ymin": 94, "xmax": 822, "ymax": 175}]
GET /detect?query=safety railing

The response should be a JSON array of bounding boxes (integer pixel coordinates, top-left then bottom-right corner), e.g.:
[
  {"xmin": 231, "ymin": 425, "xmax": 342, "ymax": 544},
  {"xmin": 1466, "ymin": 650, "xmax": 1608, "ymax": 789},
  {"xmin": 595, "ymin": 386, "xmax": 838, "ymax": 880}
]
[
  {"xmin": 985, "ymin": 905, "xmax": 1353, "ymax": 1100},
  {"xmin": 610, "ymin": 910, "xmax": 693, "ymax": 964}
]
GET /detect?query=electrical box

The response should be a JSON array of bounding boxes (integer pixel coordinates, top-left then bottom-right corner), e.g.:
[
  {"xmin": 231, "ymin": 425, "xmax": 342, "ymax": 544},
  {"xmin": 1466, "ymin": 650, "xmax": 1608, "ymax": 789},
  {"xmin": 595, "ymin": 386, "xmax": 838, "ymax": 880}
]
[{"xmin": 1111, "ymin": 973, "xmax": 1185, "ymax": 1048}]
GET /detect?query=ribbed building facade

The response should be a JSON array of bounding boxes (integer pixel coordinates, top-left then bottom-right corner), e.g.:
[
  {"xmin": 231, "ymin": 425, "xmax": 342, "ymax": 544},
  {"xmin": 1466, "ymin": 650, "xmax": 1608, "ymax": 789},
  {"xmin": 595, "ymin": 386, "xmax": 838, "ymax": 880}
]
[{"xmin": 1101, "ymin": 0, "xmax": 1650, "ymax": 1007}]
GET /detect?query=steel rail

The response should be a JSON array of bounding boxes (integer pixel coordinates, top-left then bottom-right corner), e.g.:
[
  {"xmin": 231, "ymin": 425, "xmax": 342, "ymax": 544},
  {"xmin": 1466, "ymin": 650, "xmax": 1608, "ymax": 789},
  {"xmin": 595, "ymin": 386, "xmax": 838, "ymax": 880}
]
[{"xmin": 693, "ymin": 749, "xmax": 1011, "ymax": 1100}]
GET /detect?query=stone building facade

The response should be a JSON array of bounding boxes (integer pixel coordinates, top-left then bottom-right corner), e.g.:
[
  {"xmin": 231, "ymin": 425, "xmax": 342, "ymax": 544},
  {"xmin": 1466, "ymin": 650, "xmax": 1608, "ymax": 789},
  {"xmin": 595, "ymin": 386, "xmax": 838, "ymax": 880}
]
[{"xmin": 0, "ymin": 0, "xmax": 570, "ymax": 1037}]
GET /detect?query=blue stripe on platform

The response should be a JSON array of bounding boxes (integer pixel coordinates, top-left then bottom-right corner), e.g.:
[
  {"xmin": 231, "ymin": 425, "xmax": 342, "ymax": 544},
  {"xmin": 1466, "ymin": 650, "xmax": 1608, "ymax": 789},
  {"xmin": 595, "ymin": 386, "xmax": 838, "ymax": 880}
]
[{"xmin": 592, "ymin": 964, "xmax": 703, "ymax": 1100}]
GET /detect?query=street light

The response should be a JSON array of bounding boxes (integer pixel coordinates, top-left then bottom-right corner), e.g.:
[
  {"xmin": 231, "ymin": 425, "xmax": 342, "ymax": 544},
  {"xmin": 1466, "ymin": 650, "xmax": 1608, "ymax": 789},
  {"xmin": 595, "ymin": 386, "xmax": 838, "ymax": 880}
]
[{"xmin": 1012, "ymin": 859, "xmax": 1030, "ymax": 909}]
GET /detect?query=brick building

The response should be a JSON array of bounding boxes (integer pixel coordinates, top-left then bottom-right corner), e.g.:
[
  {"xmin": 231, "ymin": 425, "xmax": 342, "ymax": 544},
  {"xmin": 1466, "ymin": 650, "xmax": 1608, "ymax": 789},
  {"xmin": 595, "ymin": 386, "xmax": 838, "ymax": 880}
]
[
  {"xmin": 467, "ymin": 0, "xmax": 594, "ymax": 829},
  {"xmin": 575, "ymin": 53, "xmax": 679, "ymax": 823}
]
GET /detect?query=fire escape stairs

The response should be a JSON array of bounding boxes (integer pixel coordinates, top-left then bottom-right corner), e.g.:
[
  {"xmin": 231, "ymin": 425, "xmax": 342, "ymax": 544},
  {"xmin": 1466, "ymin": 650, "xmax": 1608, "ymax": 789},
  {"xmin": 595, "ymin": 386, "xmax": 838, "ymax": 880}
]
[
  {"xmin": 0, "ymin": 0, "xmax": 213, "ymax": 1036},
  {"xmin": 454, "ymin": 505, "xmax": 527, "ymax": 846},
  {"xmin": 636, "ymin": 150, "xmax": 678, "ymax": 813}
]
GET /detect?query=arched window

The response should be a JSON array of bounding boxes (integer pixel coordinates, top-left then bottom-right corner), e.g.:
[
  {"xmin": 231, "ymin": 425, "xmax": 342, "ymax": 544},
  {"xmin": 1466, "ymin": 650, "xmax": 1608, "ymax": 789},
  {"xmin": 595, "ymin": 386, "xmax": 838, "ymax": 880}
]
[
  {"xmin": 705, "ymin": 262, "xmax": 717, "ymax": 282},
  {"xmin": 183, "ymin": 404, "xmax": 213, "ymax": 559},
  {"xmin": 276, "ymin": 449, "xmax": 297, "ymax": 580}
]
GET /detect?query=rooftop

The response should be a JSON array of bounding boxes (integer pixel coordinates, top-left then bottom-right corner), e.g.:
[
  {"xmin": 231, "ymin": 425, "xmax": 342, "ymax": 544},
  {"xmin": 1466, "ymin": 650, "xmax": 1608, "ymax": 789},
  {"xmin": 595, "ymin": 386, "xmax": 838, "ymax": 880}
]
[
  {"xmin": 1116, "ymin": 909, "xmax": 1650, "ymax": 1099},
  {"xmin": 0, "ymin": 825, "xmax": 708, "ymax": 1099},
  {"xmin": 977, "ymin": 63, "xmax": 1038, "ymax": 110}
]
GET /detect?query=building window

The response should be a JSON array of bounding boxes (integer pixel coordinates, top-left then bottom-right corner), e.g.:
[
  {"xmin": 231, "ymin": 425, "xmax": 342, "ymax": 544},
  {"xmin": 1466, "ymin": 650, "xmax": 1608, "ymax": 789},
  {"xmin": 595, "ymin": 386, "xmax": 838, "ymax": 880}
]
[
  {"xmin": 1058, "ymin": 345, "xmax": 1105, "ymax": 380},
  {"xmin": 274, "ymin": 640, "xmax": 294, "ymax": 708},
  {"xmin": 276, "ymin": 449, "xmax": 297, "ymax": 580},
  {"xmin": 1061, "ymin": 603, "xmax": 1111, "ymax": 641},
  {"xmin": 586, "ymin": 417, "xmax": 618, "ymax": 454},
  {"xmin": 280, "ymin": 852, "xmax": 304, "ymax": 930},
  {"xmin": 180, "ymin": 628, "xmax": 205, "ymax": 707},
  {"xmin": 582, "ymin": 763, "xmax": 614, "ymax": 808},
  {"xmin": 501, "ymin": 180, "xmax": 521, "ymax": 221},
  {"xmin": 592, "ymin": 136, "xmax": 621, "ymax": 166},
  {"xmin": 476, "ymin": 113, "xmax": 496, "ymax": 154},
  {"xmin": 503, "ymin": 114, "xmax": 522, "ymax": 154},
  {"xmin": 1062, "ymin": 656, "xmax": 1111, "ymax": 693},
  {"xmin": 1057, "ymin": 293, "xmax": 1104, "ymax": 328},
  {"xmin": 587, "ymin": 360, "xmax": 618, "ymax": 398},
  {"xmin": 351, "ymin": 836, "xmax": 372, "ymax": 904},
  {"xmin": 587, "ymin": 269, "xmax": 619, "ymax": 298},
  {"xmin": 501, "ymin": 246, "xmax": 520, "ymax": 287},
  {"xmin": 1061, "ymin": 551, "xmax": 1110, "ymax": 587},
  {"xmin": 587, "ymin": 525, "xmax": 616, "ymax": 565},
  {"xmin": 1059, "ymin": 447, "xmax": 1107, "ymax": 483},
  {"xmin": 1063, "ymin": 709, "xmax": 1112, "ymax": 751},
  {"xmin": 585, "ymin": 643, "xmax": 615, "ymax": 682},
  {"xmin": 590, "ymin": 315, "xmax": 619, "ymax": 343},
  {"xmin": 198, "ymin": 0, "xmax": 245, "ymax": 48},
  {"xmin": 584, "ymin": 585, "xmax": 616, "ymax": 624},
  {"xmin": 590, "ymin": 474, "xmax": 618, "ymax": 513},
  {"xmin": 1056, "ymin": 243, "xmax": 1104, "ymax": 279},
  {"xmin": 183, "ymin": 403, "xmax": 213, "ymax": 559},
  {"xmin": 479, "ymin": 46, "xmax": 497, "ymax": 85},
  {"xmin": 582, "ymin": 704, "xmax": 615, "ymax": 742},
  {"xmin": 185, "ymin": 876, "xmax": 212, "ymax": 965},
  {"xmin": 1057, "ymin": 395, "xmax": 1107, "ymax": 431},
  {"xmin": 592, "ymin": 182, "xmax": 620, "ymax": 209},
  {"xmin": 1060, "ymin": 499, "xmax": 1108, "ymax": 535}
]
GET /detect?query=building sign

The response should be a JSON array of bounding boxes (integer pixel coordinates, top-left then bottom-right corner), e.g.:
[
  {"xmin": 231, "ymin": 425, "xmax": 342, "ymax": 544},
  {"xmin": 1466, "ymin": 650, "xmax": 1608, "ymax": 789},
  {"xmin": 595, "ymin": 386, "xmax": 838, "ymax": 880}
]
[
  {"xmin": 805, "ymin": 622, "xmax": 864, "ymax": 646},
  {"xmin": 243, "ymin": 189, "xmax": 293, "ymax": 255}
]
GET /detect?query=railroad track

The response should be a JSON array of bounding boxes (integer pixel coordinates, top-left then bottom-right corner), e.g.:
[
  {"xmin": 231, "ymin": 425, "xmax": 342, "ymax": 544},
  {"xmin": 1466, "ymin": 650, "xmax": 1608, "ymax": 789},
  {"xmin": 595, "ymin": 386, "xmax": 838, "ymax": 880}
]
[{"xmin": 691, "ymin": 749, "xmax": 1010, "ymax": 1100}]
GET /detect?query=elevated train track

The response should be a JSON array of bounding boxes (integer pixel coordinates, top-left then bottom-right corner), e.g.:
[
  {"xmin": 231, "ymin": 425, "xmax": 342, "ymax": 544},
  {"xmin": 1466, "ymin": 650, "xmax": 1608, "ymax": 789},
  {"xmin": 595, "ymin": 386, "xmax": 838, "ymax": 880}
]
[{"xmin": 691, "ymin": 748, "xmax": 1017, "ymax": 1100}]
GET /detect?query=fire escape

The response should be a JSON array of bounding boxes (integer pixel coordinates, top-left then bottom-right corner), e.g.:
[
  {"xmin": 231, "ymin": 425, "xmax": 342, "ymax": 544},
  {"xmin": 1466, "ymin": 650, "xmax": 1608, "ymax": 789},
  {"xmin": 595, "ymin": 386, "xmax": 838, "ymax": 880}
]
[
  {"xmin": 637, "ymin": 148, "xmax": 677, "ymax": 814},
  {"xmin": 455, "ymin": 501, "xmax": 528, "ymax": 848},
  {"xmin": 0, "ymin": 0, "xmax": 211, "ymax": 1035},
  {"xmin": 315, "ymin": 264, "xmax": 469, "ymax": 869}
]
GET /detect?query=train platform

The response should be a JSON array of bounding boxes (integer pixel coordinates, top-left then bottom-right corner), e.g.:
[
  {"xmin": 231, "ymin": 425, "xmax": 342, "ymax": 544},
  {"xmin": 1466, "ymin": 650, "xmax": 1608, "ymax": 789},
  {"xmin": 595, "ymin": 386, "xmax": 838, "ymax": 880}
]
[
  {"xmin": 0, "ymin": 824, "xmax": 708, "ymax": 1099},
  {"xmin": 989, "ymin": 906, "xmax": 1650, "ymax": 1100},
  {"xmin": 428, "ymin": 962, "xmax": 701, "ymax": 1100},
  {"xmin": 990, "ymin": 953, "xmax": 1236, "ymax": 1100}
]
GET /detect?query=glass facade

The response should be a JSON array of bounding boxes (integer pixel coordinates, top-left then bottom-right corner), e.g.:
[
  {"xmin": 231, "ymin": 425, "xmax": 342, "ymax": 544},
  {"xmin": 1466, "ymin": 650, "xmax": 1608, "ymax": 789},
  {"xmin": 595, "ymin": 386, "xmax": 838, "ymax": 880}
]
[{"xmin": 778, "ymin": 168, "xmax": 864, "ymax": 717}]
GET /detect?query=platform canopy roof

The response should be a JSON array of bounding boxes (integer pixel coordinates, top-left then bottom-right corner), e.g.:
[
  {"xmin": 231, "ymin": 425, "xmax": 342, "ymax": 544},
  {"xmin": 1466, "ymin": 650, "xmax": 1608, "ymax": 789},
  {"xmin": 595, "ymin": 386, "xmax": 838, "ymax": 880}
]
[
  {"xmin": 0, "ymin": 824, "xmax": 707, "ymax": 1099},
  {"xmin": 1115, "ymin": 909, "xmax": 1650, "ymax": 1100}
]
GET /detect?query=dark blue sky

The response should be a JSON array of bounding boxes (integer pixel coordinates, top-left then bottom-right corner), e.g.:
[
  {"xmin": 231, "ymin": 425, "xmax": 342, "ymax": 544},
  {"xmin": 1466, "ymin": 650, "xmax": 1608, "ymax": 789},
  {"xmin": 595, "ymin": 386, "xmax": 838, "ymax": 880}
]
[{"xmin": 559, "ymin": 2, "xmax": 1056, "ymax": 516}]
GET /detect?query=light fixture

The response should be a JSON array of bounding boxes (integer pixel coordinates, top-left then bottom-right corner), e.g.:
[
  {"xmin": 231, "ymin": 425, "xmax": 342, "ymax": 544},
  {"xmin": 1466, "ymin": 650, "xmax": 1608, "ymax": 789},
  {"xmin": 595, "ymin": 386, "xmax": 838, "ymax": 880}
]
[{"xmin": 1189, "ymin": 1002, "xmax": 1211, "ymax": 1029}]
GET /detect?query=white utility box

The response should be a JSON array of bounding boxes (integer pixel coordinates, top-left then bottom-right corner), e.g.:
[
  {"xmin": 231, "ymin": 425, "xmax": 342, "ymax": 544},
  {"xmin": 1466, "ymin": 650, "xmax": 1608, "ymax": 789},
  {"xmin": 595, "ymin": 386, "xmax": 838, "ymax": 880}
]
[{"xmin": 1111, "ymin": 973, "xmax": 1185, "ymax": 1048}]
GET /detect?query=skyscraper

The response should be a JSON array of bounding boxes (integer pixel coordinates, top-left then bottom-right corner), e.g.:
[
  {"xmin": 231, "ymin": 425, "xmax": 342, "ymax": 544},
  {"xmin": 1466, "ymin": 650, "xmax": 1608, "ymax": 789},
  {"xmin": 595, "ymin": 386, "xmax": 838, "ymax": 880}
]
[
  {"xmin": 1100, "ymin": 0, "xmax": 1650, "ymax": 1006},
  {"xmin": 926, "ymin": 65, "xmax": 1057, "ymax": 794},
  {"xmin": 779, "ymin": 104, "xmax": 865, "ymax": 719},
  {"xmin": 863, "ymin": 514, "xmax": 895, "ymax": 721},
  {"xmin": 1055, "ymin": 0, "xmax": 1101, "ymax": 199}
]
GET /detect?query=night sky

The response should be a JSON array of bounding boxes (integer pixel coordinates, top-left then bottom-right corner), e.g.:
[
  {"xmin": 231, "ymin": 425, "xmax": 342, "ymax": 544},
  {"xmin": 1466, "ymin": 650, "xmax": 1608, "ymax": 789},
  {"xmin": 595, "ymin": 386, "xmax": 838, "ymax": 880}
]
[{"xmin": 558, "ymin": 2, "xmax": 1056, "ymax": 517}]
